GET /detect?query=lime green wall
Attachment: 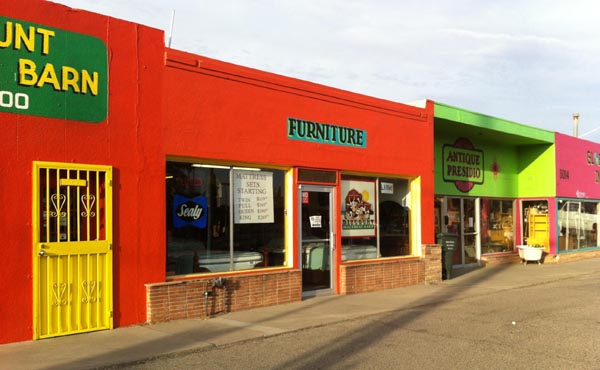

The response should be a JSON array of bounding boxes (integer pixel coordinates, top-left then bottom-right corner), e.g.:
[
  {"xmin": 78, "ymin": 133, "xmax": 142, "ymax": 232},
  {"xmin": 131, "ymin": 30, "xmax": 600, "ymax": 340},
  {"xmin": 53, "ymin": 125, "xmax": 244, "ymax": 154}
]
[
  {"xmin": 517, "ymin": 144, "xmax": 555, "ymax": 197},
  {"xmin": 435, "ymin": 134, "xmax": 519, "ymax": 197},
  {"xmin": 434, "ymin": 103, "xmax": 556, "ymax": 198},
  {"xmin": 434, "ymin": 103, "xmax": 555, "ymax": 142}
]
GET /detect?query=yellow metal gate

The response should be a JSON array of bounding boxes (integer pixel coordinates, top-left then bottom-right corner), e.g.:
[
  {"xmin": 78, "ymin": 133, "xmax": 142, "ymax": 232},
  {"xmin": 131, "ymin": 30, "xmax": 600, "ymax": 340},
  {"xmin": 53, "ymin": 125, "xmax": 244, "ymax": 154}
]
[{"xmin": 33, "ymin": 162, "xmax": 113, "ymax": 339}]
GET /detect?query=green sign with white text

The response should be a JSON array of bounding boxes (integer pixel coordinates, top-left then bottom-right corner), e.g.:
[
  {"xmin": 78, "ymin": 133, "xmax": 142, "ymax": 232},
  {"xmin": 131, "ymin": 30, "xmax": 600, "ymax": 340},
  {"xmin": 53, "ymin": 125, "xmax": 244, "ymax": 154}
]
[{"xmin": 0, "ymin": 16, "xmax": 108, "ymax": 122}]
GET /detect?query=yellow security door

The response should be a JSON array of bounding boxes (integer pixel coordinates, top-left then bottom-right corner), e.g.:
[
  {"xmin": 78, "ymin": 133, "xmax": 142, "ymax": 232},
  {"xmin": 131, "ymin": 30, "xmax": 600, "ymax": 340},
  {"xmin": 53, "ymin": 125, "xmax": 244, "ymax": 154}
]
[{"xmin": 33, "ymin": 162, "xmax": 113, "ymax": 339}]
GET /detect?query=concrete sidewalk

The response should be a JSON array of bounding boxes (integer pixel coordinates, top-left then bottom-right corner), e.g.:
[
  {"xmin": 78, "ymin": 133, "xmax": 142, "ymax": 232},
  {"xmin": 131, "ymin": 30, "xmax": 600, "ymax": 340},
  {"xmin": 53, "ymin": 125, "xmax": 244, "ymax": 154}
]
[{"xmin": 2, "ymin": 258, "xmax": 599, "ymax": 370}]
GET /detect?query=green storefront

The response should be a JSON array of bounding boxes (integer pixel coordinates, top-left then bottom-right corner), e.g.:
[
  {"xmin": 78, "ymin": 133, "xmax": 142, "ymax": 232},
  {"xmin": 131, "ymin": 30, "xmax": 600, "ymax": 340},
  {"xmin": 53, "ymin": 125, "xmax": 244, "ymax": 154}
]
[{"xmin": 434, "ymin": 102, "xmax": 555, "ymax": 267}]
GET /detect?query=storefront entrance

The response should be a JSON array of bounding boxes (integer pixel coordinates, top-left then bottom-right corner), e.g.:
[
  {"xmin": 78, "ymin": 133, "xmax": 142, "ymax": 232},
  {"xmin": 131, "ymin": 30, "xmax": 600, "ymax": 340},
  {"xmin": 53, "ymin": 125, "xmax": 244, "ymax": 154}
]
[
  {"xmin": 33, "ymin": 162, "xmax": 113, "ymax": 339},
  {"xmin": 439, "ymin": 197, "xmax": 479, "ymax": 266},
  {"xmin": 299, "ymin": 185, "xmax": 335, "ymax": 295}
]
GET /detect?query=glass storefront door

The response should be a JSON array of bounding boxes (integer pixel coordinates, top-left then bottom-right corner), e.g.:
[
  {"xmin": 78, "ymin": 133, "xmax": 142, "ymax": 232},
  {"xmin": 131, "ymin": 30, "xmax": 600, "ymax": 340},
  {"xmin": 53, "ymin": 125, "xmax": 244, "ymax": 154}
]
[
  {"xmin": 299, "ymin": 185, "xmax": 335, "ymax": 295},
  {"xmin": 462, "ymin": 198, "xmax": 478, "ymax": 264},
  {"xmin": 443, "ymin": 197, "xmax": 479, "ymax": 265}
]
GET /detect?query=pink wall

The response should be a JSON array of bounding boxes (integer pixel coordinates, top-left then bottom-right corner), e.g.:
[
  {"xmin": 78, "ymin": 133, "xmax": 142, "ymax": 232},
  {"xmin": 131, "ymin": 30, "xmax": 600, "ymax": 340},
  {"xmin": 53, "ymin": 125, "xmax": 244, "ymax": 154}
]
[{"xmin": 556, "ymin": 133, "xmax": 600, "ymax": 199}]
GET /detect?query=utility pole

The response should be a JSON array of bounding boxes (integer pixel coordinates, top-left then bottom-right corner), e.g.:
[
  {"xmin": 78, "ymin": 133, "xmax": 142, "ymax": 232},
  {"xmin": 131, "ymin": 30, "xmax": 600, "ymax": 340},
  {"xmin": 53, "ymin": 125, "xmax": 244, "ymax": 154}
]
[{"xmin": 168, "ymin": 10, "xmax": 175, "ymax": 48}]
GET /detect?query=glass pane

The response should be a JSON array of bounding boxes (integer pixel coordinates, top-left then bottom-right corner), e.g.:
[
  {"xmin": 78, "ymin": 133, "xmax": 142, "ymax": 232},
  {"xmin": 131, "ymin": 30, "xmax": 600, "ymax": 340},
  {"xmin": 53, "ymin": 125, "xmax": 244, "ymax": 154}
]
[
  {"xmin": 446, "ymin": 198, "xmax": 462, "ymax": 265},
  {"xmin": 341, "ymin": 177, "xmax": 377, "ymax": 260},
  {"xmin": 521, "ymin": 200, "xmax": 549, "ymax": 249},
  {"xmin": 341, "ymin": 176, "xmax": 411, "ymax": 260},
  {"xmin": 378, "ymin": 178, "xmax": 410, "ymax": 257},
  {"xmin": 558, "ymin": 200, "xmax": 600, "ymax": 251},
  {"xmin": 166, "ymin": 163, "xmax": 230, "ymax": 275},
  {"xmin": 166, "ymin": 162, "xmax": 286, "ymax": 276},
  {"xmin": 301, "ymin": 190, "xmax": 331, "ymax": 291},
  {"xmin": 233, "ymin": 170, "xmax": 286, "ymax": 269},
  {"xmin": 480, "ymin": 199, "xmax": 514, "ymax": 254},
  {"xmin": 462, "ymin": 198, "xmax": 477, "ymax": 264}
]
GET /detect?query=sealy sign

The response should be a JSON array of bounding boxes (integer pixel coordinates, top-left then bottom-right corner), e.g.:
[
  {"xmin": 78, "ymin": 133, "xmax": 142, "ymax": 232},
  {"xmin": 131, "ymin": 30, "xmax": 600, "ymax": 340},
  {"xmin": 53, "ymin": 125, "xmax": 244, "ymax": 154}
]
[
  {"xmin": 442, "ymin": 138, "xmax": 484, "ymax": 192},
  {"xmin": 287, "ymin": 117, "xmax": 367, "ymax": 148},
  {"xmin": 0, "ymin": 17, "xmax": 108, "ymax": 122},
  {"xmin": 173, "ymin": 195, "xmax": 207, "ymax": 228}
]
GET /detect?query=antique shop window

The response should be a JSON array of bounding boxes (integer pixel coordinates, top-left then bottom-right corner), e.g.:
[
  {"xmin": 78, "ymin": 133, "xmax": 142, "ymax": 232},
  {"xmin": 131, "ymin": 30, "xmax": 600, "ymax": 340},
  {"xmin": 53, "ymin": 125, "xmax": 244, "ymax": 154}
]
[
  {"xmin": 480, "ymin": 199, "xmax": 514, "ymax": 254},
  {"xmin": 166, "ymin": 161, "xmax": 287, "ymax": 276},
  {"xmin": 558, "ymin": 199, "xmax": 600, "ymax": 251},
  {"xmin": 522, "ymin": 200, "xmax": 549, "ymax": 249},
  {"xmin": 341, "ymin": 175, "xmax": 411, "ymax": 261}
]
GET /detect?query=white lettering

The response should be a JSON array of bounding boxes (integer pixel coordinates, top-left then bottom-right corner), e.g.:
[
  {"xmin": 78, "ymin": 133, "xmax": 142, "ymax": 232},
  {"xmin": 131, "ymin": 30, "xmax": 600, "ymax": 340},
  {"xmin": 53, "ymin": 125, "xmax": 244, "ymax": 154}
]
[
  {"xmin": 177, "ymin": 204, "xmax": 203, "ymax": 220},
  {"xmin": 0, "ymin": 91, "xmax": 29, "ymax": 110}
]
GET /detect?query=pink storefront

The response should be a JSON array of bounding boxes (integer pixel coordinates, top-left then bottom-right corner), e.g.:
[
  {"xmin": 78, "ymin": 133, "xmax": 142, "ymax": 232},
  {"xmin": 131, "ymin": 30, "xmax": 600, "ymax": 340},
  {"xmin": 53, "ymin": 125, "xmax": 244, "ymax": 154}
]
[{"xmin": 554, "ymin": 133, "xmax": 600, "ymax": 257}]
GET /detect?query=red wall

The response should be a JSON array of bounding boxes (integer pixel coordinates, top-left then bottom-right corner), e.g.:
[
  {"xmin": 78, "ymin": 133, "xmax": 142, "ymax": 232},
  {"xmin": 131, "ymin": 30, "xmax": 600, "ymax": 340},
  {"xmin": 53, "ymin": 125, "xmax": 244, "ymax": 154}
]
[
  {"xmin": 162, "ymin": 50, "xmax": 435, "ymax": 244},
  {"xmin": 0, "ymin": 0, "xmax": 435, "ymax": 344},
  {"xmin": 0, "ymin": 0, "xmax": 165, "ymax": 343}
]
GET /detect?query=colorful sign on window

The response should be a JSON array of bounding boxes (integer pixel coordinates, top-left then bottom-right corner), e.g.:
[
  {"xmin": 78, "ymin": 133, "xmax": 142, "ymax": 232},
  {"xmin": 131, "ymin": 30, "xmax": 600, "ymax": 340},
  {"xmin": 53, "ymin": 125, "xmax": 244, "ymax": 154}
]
[
  {"xmin": 0, "ymin": 16, "xmax": 108, "ymax": 122},
  {"xmin": 341, "ymin": 179, "xmax": 376, "ymax": 237},
  {"xmin": 173, "ymin": 195, "xmax": 207, "ymax": 228}
]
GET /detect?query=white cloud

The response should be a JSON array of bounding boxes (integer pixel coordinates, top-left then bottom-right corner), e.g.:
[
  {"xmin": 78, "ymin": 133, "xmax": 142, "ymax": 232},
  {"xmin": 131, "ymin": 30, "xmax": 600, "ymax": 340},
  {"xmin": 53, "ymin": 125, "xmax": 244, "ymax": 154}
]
[{"xmin": 49, "ymin": 0, "xmax": 600, "ymax": 140}]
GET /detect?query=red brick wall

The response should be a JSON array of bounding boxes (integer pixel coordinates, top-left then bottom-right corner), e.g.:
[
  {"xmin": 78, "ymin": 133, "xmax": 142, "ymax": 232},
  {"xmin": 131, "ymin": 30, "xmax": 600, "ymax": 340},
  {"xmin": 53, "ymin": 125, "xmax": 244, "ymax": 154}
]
[
  {"xmin": 340, "ymin": 245, "xmax": 441, "ymax": 294},
  {"xmin": 146, "ymin": 246, "xmax": 441, "ymax": 323},
  {"xmin": 481, "ymin": 249, "xmax": 600, "ymax": 266},
  {"xmin": 423, "ymin": 244, "xmax": 442, "ymax": 284},
  {"xmin": 145, "ymin": 270, "xmax": 301, "ymax": 323},
  {"xmin": 544, "ymin": 249, "xmax": 600, "ymax": 264}
]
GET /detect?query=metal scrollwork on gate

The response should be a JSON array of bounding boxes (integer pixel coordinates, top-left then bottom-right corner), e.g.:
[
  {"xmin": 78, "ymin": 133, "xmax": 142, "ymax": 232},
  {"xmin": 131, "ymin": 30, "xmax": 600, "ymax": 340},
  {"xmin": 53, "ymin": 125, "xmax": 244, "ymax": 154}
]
[
  {"xmin": 52, "ymin": 283, "xmax": 67, "ymax": 306},
  {"xmin": 81, "ymin": 194, "xmax": 96, "ymax": 217},
  {"xmin": 81, "ymin": 280, "xmax": 97, "ymax": 303},
  {"xmin": 50, "ymin": 194, "xmax": 66, "ymax": 218}
]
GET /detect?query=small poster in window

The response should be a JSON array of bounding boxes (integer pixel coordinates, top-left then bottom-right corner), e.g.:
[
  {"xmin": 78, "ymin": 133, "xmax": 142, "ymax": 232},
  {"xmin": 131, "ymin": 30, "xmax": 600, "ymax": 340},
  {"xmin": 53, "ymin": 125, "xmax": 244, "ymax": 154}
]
[
  {"xmin": 381, "ymin": 182, "xmax": 394, "ymax": 194},
  {"xmin": 233, "ymin": 170, "xmax": 274, "ymax": 224},
  {"xmin": 309, "ymin": 215, "xmax": 322, "ymax": 228},
  {"xmin": 342, "ymin": 179, "xmax": 376, "ymax": 237},
  {"xmin": 302, "ymin": 191, "xmax": 309, "ymax": 204}
]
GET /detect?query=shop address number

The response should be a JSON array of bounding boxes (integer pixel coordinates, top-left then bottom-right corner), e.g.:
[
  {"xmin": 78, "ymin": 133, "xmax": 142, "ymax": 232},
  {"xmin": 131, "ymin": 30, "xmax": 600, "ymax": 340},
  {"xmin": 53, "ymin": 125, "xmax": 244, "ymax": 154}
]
[{"xmin": 0, "ymin": 90, "xmax": 29, "ymax": 110}]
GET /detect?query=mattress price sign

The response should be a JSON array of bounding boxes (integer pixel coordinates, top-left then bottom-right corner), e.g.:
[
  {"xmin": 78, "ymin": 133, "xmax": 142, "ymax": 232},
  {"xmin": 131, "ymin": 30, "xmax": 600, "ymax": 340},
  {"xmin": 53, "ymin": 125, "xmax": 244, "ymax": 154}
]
[
  {"xmin": 0, "ymin": 16, "xmax": 108, "ymax": 122},
  {"xmin": 233, "ymin": 170, "xmax": 274, "ymax": 224}
]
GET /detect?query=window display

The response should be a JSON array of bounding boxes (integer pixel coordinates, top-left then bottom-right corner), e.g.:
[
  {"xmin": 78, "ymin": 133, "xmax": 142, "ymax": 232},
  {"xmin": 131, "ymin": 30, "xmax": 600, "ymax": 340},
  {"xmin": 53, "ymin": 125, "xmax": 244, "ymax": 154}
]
[
  {"xmin": 480, "ymin": 199, "xmax": 514, "ymax": 254},
  {"xmin": 558, "ymin": 200, "xmax": 600, "ymax": 251},
  {"xmin": 522, "ymin": 200, "xmax": 549, "ymax": 249},
  {"xmin": 341, "ymin": 176, "xmax": 411, "ymax": 260},
  {"xmin": 166, "ymin": 161, "xmax": 287, "ymax": 276}
]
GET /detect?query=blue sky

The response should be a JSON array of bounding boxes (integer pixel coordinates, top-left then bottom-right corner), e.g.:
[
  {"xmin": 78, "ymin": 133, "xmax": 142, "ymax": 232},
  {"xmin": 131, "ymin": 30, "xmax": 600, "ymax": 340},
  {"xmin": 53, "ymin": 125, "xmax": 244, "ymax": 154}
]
[{"xmin": 51, "ymin": 0, "xmax": 600, "ymax": 140}]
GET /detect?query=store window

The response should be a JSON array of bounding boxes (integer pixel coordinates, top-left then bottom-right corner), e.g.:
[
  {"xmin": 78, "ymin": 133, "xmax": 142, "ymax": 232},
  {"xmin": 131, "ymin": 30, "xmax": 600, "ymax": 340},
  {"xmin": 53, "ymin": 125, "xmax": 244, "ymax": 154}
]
[
  {"xmin": 166, "ymin": 161, "xmax": 287, "ymax": 276},
  {"xmin": 558, "ymin": 200, "xmax": 600, "ymax": 251},
  {"xmin": 522, "ymin": 200, "xmax": 549, "ymax": 248},
  {"xmin": 341, "ymin": 175, "xmax": 411, "ymax": 261},
  {"xmin": 480, "ymin": 199, "xmax": 514, "ymax": 254}
]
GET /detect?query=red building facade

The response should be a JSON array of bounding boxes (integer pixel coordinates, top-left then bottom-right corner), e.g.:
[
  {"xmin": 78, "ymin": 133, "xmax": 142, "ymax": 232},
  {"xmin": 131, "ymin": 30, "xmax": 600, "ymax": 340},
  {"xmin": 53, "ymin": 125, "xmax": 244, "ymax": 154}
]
[{"xmin": 0, "ymin": 0, "xmax": 437, "ymax": 344}]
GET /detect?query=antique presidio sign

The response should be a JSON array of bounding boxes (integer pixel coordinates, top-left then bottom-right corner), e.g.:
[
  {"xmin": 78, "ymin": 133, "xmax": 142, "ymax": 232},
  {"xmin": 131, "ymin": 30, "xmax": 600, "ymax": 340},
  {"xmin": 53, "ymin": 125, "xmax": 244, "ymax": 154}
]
[
  {"xmin": 0, "ymin": 16, "xmax": 108, "ymax": 122},
  {"xmin": 442, "ymin": 137, "xmax": 484, "ymax": 192}
]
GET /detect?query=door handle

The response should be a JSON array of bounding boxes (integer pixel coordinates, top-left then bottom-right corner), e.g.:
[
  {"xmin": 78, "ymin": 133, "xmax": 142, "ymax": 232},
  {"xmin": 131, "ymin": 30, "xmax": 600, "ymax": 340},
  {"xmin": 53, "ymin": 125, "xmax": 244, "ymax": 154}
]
[{"xmin": 39, "ymin": 250, "xmax": 46, "ymax": 256}]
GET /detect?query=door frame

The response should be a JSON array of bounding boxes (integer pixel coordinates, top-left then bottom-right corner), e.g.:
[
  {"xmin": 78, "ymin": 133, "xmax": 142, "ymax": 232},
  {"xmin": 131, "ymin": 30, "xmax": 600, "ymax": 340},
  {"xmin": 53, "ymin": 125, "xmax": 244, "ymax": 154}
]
[
  {"xmin": 32, "ymin": 161, "xmax": 113, "ymax": 339},
  {"xmin": 298, "ymin": 184, "xmax": 336, "ymax": 297},
  {"xmin": 440, "ymin": 196, "xmax": 481, "ymax": 266}
]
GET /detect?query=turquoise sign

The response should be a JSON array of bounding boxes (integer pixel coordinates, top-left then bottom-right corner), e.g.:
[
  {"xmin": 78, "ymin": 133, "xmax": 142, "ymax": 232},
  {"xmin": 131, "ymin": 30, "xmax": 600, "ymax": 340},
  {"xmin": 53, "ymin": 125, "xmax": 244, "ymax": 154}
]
[
  {"xmin": 0, "ymin": 16, "xmax": 108, "ymax": 122},
  {"xmin": 287, "ymin": 117, "xmax": 367, "ymax": 148}
]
